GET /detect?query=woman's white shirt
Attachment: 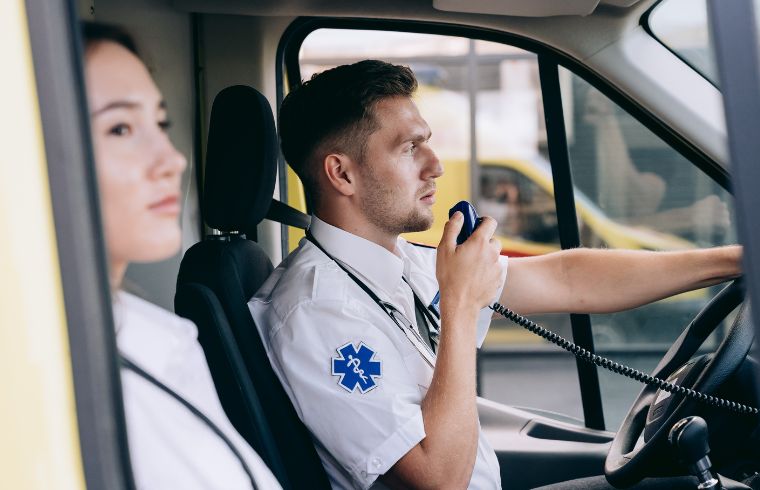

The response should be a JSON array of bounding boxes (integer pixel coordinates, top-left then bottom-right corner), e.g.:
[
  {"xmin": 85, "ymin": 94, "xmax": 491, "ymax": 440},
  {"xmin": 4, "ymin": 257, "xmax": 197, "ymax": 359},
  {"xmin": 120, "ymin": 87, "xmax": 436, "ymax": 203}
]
[{"xmin": 114, "ymin": 291, "xmax": 282, "ymax": 490}]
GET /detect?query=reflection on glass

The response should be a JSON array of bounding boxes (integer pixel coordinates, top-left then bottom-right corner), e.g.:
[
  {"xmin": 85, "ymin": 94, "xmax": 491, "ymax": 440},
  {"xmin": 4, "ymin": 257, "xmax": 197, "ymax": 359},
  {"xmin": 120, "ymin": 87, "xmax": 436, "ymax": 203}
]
[
  {"xmin": 649, "ymin": 0, "xmax": 716, "ymax": 83},
  {"xmin": 561, "ymin": 67, "xmax": 736, "ymax": 428},
  {"xmin": 571, "ymin": 80, "xmax": 734, "ymax": 249}
]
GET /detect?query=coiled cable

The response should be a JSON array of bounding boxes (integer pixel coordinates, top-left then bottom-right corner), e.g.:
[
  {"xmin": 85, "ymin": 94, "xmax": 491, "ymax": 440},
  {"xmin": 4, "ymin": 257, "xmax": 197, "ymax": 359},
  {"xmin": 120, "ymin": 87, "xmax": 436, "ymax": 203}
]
[{"xmin": 491, "ymin": 302, "xmax": 759, "ymax": 416}]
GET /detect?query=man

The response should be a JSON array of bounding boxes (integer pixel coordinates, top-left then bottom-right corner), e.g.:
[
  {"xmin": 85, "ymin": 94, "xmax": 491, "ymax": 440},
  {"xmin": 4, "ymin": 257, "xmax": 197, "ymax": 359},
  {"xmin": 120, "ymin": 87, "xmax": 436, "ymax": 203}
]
[{"xmin": 249, "ymin": 60, "xmax": 741, "ymax": 489}]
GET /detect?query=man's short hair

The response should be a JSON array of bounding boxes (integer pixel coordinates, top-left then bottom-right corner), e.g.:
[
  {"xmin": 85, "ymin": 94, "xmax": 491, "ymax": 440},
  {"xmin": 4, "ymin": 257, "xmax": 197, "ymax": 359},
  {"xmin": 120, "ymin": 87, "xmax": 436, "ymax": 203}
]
[{"xmin": 279, "ymin": 60, "xmax": 418, "ymax": 209}]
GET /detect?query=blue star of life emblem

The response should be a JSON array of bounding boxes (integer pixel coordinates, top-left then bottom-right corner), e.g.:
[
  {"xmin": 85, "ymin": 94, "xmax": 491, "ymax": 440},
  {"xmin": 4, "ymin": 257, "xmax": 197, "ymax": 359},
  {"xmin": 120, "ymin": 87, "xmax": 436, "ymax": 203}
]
[{"xmin": 331, "ymin": 342, "xmax": 382, "ymax": 393}]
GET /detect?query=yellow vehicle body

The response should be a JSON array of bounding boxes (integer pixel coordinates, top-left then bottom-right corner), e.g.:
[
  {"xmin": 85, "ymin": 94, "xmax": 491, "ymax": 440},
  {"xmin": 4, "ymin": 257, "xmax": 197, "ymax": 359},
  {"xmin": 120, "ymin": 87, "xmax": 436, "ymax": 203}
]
[{"xmin": 0, "ymin": 1, "xmax": 85, "ymax": 488}]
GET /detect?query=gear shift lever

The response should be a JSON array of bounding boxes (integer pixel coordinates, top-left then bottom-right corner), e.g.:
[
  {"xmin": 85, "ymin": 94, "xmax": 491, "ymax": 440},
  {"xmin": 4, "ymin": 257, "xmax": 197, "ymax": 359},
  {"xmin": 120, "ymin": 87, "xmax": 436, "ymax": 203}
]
[{"xmin": 669, "ymin": 416, "xmax": 721, "ymax": 489}]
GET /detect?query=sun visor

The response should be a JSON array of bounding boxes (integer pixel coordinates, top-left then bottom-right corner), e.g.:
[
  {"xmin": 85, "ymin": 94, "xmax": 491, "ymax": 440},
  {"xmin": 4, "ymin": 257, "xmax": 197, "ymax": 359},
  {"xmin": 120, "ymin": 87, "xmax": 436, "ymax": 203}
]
[
  {"xmin": 601, "ymin": 0, "xmax": 640, "ymax": 6},
  {"xmin": 433, "ymin": 0, "xmax": 601, "ymax": 17}
]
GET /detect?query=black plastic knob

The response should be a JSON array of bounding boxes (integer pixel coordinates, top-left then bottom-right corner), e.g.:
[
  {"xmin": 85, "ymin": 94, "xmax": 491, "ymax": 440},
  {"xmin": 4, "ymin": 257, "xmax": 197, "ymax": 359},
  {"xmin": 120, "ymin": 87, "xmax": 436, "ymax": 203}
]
[
  {"xmin": 669, "ymin": 416, "xmax": 721, "ymax": 489},
  {"xmin": 669, "ymin": 416, "xmax": 711, "ymax": 464}
]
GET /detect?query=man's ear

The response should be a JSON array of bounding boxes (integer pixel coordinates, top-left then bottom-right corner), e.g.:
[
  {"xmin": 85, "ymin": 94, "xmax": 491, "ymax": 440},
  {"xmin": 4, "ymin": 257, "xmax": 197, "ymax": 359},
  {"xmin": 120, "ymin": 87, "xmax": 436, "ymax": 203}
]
[{"xmin": 323, "ymin": 153, "xmax": 358, "ymax": 197}]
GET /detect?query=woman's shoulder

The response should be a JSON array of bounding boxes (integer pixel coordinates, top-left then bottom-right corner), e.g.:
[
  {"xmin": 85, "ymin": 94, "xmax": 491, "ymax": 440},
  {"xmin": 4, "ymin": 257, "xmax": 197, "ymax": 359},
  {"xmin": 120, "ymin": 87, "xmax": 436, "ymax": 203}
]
[
  {"xmin": 115, "ymin": 291, "xmax": 194, "ymax": 329},
  {"xmin": 114, "ymin": 291, "xmax": 200, "ymax": 369}
]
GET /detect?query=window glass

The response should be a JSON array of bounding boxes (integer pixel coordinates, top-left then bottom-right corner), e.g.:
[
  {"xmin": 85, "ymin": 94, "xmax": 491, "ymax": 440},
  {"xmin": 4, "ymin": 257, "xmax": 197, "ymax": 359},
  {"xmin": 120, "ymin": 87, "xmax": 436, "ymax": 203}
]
[
  {"xmin": 648, "ymin": 0, "xmax": 716, "ymax": 84},
  {"xmin": 481, "ymin": 165, "xmax": 559, "ymax": 245},
  {"xmin": 562, "ymin": 68, "xmax": 737, "ymax": 427},
  {"xmin": 298, "ymin": 29, "xmax": 584, "ymax": 422}
]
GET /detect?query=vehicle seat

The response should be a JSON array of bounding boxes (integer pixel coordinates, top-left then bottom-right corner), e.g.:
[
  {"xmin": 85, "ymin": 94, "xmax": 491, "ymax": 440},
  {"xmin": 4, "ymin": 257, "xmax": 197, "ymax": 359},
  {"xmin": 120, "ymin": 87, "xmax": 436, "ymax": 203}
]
[{"xmin": 174, "ymin": 85, "xmax": 328, "ymax": 489}]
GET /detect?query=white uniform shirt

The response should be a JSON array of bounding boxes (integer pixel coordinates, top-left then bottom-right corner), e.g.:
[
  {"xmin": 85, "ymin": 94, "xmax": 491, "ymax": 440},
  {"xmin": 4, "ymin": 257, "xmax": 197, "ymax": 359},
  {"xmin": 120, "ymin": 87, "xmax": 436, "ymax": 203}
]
[
  {"xmin": 249, "ymin": 217, "xmax": 508, "ymax": 489},
  {"xmin": 114, "ymin": 291, "xmax": 282, "ymax": 490}
]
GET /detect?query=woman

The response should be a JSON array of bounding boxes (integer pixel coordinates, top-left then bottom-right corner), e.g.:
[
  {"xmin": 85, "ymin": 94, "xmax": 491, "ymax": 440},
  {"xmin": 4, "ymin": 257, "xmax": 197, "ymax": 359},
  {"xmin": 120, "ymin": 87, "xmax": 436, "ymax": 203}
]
[{"xmin": 83, "ymin": 22, "xmax": 281, "ymax": 489}]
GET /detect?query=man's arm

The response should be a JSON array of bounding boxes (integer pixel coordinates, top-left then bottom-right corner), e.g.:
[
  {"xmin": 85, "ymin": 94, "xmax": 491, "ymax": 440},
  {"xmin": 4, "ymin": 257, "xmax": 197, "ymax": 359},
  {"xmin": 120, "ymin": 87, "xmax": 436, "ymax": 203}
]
[
  {"xmin": 383, "ymin": 214, "xmax": 503, "ymax": 489},
  {"xmin": 500, "ymin": 246, "xmax": 742, "ymax": 315}
]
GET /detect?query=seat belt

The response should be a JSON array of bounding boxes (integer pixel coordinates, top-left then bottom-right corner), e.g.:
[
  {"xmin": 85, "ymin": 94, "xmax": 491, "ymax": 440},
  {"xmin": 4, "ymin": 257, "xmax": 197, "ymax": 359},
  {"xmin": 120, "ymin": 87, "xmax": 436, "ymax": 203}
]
[{"xmin": 265, "ymin": 199, "xmax": 311, "ymax": 229}]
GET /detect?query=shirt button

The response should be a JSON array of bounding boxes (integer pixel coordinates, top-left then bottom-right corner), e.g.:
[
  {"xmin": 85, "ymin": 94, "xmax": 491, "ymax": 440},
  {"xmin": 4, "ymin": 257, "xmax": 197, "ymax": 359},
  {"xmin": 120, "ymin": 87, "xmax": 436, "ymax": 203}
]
[
  {"xmin": 371, "ymin": 457, "xmax": 382, "ymax": 469},
  {"xmin": 361, "ymin": 470, "xmax": 368, "ymax": 478}
]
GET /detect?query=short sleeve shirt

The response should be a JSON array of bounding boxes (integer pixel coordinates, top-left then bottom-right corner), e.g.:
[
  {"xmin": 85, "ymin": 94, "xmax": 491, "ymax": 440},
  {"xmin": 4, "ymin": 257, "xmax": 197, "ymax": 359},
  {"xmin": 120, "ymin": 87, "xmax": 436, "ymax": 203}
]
[
  {"xmin": 249, "ymin": 217, "xmax": 508, "ymax": 489},
  {"xmin": 115, "ymin": 291, "xmax": 282, "ymax": 490}
]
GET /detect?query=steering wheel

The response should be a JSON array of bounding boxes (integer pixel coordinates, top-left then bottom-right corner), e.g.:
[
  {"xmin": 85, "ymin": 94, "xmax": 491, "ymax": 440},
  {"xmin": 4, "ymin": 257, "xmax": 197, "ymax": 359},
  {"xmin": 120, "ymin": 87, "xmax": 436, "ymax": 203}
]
[{"xmin": 604, "ymin": 280, "xmax": 751, "ymax": 488}]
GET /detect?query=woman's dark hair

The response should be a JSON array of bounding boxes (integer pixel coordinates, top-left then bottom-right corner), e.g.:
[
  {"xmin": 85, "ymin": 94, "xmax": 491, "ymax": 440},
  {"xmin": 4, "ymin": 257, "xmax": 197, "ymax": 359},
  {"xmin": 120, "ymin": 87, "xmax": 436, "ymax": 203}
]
[
  {"xmin": 279, "ymin": 59, "xmax": 418, "ymax": 210},
  {"xmin": 81, "ymin": 21, "xmax": 139, "ymax": 57}
]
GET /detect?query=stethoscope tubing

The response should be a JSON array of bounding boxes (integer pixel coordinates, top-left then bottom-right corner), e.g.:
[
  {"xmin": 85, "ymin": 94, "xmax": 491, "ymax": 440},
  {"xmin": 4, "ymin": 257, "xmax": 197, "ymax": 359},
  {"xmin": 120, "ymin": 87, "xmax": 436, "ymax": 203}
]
[{"xmin": 305, "ymin": 230, "xmax": 439, "ymax": 368}]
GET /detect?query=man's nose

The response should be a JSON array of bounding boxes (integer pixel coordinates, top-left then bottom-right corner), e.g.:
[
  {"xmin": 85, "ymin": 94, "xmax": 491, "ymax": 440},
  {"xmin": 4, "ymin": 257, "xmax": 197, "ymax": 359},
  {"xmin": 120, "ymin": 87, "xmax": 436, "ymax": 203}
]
[{"xmin": 425, "ymin": 147, "xmax": 443, "ymax": 179}]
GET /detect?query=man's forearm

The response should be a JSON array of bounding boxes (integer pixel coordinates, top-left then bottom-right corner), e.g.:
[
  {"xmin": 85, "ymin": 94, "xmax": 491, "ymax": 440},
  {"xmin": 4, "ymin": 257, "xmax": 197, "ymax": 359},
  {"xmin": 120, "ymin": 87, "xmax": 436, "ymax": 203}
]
[
  {"xmin": 503, "ymin": 246, "xmax": 742, "ymax": 315},
  {"xmin": 561, "ymin": 246, "xmax": 741, "ymax": 313},
  {"xmin": 420, "ymin": 303, "xmax": 479, "ymax": 474},
  {"xmin": 387, "ymin": 303, "xmax": 480, "ymax": 488}
]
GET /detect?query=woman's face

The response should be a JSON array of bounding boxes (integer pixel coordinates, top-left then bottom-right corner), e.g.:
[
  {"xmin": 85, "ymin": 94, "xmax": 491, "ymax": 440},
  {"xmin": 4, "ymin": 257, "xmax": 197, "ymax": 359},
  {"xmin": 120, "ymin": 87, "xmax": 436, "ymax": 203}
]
[{"xmin": 85, "ymin": 41, "xmax": 186, "ymax": 279}]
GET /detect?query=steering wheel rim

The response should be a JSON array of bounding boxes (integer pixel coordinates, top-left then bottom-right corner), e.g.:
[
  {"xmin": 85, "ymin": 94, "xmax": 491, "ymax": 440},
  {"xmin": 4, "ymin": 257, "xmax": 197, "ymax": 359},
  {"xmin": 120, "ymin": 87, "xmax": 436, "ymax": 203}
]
[{"xmin": 604, "ymin": 280, "xmax": 750, "ymax": 488}]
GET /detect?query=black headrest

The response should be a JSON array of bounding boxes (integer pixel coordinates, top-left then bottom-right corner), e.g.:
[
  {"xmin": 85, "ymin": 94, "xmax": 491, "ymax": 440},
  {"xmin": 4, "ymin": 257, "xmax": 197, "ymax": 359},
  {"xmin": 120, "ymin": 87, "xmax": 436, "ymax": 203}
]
[{"xmin": 204, "ymin": 85, "xmax": 278, "ymax": 234}]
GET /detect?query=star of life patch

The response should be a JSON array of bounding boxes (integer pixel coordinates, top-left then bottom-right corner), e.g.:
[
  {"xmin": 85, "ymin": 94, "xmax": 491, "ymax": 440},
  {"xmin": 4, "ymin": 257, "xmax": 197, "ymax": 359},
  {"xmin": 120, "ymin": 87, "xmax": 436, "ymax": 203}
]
[{"xmin": 331, "ymin": 342, "xmax": 382, "ymax": 393}]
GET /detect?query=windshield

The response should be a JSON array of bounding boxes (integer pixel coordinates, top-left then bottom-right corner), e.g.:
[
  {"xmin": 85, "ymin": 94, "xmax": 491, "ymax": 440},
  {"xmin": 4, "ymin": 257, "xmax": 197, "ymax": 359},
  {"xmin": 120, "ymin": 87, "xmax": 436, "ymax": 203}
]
[{"xmin": 648, "ymin": 0, "xmax": 717, "ymax": 85}]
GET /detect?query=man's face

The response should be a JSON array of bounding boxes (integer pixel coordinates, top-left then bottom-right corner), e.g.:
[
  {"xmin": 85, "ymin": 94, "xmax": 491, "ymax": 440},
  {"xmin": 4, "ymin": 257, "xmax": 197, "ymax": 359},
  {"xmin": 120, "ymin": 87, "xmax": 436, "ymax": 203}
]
[{"xmin": 355, "ymin": 96, "xmax": 443, "ymax": 236}]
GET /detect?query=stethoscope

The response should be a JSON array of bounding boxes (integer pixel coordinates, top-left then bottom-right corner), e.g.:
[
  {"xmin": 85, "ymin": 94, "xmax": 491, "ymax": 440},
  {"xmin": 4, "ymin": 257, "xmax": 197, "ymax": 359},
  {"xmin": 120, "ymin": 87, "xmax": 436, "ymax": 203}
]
[
  {"xmin": 305, "ymin": 230, "xmax": 440, "ymax": 368},
  {"xmin": 120, "ymin": 355, "xmax": 259, "ymax": 490}
]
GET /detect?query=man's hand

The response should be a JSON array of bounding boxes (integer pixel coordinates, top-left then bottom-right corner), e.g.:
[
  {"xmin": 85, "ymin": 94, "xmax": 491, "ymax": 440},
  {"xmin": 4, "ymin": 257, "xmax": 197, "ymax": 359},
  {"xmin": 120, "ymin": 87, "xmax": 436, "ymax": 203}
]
[
  {"xmin": 692, "ymin": 195, "xmax": 731, "ymax": 235},
  {"xmin": 436, "ymin": 212, "xmax": 503, "ymax": 313}
]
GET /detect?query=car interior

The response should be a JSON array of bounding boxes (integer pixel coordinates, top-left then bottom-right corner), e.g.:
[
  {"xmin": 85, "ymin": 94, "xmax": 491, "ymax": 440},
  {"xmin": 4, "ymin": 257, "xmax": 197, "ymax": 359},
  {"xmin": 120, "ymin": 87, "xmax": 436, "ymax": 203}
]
[{"xmin": 44, "ymin": 0, "xmax": 760, "ymax": 487}]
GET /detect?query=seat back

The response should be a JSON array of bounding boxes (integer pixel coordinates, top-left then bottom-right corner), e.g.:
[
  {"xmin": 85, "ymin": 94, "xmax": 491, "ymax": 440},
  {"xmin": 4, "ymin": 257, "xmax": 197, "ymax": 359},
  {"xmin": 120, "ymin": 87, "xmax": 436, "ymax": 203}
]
[{"xmin": 175, "ymin": 86, "xmax": 329, "ymax": 489}]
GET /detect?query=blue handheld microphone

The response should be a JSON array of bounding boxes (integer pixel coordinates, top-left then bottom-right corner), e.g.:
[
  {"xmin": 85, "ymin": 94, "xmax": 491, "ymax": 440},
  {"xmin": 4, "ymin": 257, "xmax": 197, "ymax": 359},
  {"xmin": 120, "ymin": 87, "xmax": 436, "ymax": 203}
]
[
  {"xmin": 429, "ymin": 201, "xmax": 482, "ymax": 316},
  {"xmin": 449, "ymin": 200, "xmax": 483, "ymax": 245}
]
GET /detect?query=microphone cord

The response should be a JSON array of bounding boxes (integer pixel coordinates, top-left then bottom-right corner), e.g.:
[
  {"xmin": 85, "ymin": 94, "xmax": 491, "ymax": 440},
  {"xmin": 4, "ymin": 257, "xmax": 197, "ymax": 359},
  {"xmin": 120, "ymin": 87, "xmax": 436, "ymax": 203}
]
[{"xmin": 490, "ymin": 302, "xmax": 759, "ymax": 416}]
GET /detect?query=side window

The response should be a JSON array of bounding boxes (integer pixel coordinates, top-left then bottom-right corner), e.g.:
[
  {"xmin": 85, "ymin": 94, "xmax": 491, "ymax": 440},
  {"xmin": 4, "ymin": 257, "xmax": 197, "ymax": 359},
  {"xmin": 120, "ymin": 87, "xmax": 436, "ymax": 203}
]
[
  {"xmin": 296, "ymin": 29, "xmax": 585, "ymax": 421},
  {"xmin": 561, "ymin": 69, "xmax": 737, "ymax": 427},
  {"xmin": 292, "ymin": 28, "xmax": 737, "ymax": 428}
]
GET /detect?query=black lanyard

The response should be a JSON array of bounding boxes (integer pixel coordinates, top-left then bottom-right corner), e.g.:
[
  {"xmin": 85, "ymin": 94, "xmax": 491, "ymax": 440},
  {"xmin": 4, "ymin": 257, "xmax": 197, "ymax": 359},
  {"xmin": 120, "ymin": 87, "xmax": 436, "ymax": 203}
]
[
  {"xmin": 120, "ymin": 355, "xmax": 259, "ymax": 490},
  {"xmin": 402, "ymin": 276, "xmax": 441, "ymax": 351},
  {"xmin": 305, "ymin": 230, "xmax": 440, "ymax": 358}
]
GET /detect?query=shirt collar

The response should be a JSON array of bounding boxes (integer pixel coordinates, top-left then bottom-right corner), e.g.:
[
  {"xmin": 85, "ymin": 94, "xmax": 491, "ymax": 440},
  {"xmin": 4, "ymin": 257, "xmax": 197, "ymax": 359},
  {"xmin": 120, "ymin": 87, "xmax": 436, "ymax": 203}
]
[{"xmin": 309, "ymin": 215, "xmax": 406, "ymax": 295}]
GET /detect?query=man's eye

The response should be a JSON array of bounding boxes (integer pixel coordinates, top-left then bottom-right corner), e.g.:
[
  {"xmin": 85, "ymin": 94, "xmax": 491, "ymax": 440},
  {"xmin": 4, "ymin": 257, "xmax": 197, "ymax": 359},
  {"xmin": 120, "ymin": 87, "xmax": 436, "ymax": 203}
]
[
  {"xmin": 158, "ymin": 119, "xmax": 172, "ymax": 132},
  {"xmin": 109, "ymin": 123, "xmax": 131, "ymax": 136},
  {"xmin": 406, "ymin": 143, "xmax": 417, "ymax": 154}
]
